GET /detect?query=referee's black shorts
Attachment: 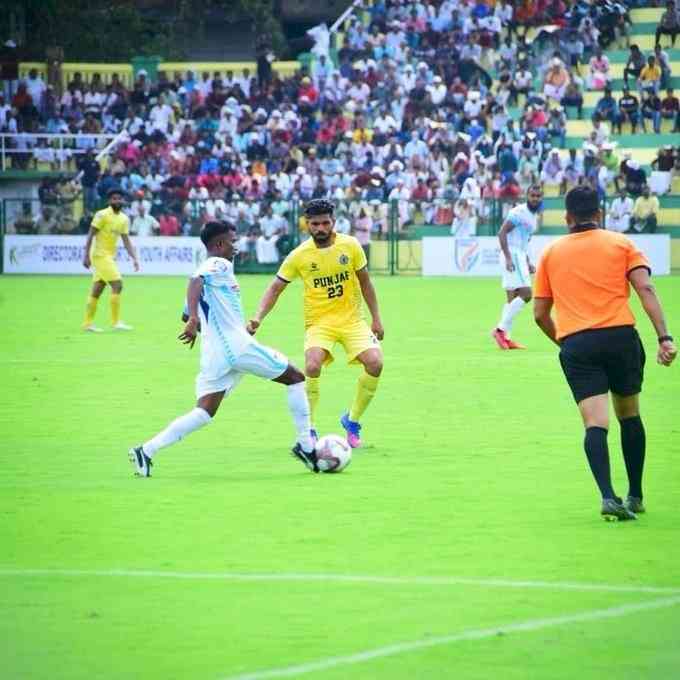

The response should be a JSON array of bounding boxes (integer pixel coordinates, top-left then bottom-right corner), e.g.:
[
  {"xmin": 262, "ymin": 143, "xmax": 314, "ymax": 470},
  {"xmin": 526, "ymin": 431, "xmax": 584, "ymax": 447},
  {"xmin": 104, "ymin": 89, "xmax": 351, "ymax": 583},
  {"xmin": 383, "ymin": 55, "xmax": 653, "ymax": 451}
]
[{"xmin": 558, "ymin": 325, "xmax": 646, "ymax": 404}]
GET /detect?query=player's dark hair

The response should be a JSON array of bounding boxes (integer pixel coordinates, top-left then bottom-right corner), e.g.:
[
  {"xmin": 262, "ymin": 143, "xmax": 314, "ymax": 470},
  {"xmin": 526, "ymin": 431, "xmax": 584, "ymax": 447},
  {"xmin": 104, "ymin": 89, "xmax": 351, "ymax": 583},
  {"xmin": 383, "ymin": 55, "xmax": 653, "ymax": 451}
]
[
  {"xmin": 527, "ymin": 183, "xmax": 543, "ymax": 195},
  {"xmin": 107, "ymin": 187, "xmax": 124, "ymax": 198},
  {"xmin": 565, "ymin": 185, "xmax": 600, "ymax": 220},
  {"xmin": 304, "ymin": 198, "xmax": 335, "ymax": 218},
  {"xmin": 200, "ymin": 221, "xmax": 236, "ymax": 247}
]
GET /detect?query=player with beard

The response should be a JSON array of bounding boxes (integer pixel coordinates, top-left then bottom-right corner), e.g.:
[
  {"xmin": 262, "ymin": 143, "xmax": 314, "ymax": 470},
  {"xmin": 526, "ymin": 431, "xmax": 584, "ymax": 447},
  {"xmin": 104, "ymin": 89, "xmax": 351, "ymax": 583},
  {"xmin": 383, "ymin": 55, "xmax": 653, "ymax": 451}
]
[
  {"xmin": 82, "ymin": 187, "xmax": 140, "ymax": 332},
  {"xmin": 247, "ymin": 199, "xmax": 384, "ymax": 450},
  {"xmin": 491, "ymin": 184, "xmax": 544, "ymax": 350}
]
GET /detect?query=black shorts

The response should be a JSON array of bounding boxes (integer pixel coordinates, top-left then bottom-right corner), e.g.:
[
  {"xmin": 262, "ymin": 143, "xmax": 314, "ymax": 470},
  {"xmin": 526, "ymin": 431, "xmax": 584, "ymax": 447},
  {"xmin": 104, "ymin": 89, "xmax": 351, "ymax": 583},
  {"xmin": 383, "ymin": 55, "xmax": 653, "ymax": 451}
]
[{"xmin": 559, "ymin": 326, "xmax": 646, "ymax": 404}]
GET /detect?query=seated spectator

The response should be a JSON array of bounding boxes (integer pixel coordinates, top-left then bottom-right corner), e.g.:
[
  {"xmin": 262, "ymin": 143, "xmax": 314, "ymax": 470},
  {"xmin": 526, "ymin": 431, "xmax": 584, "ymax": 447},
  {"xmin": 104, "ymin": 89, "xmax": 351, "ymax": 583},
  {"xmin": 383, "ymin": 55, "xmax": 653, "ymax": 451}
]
[
  {"xmin": 543, "ymin": 59, "xmax": 570, "ymax": 103},
  {"xmin": 158, "ymin": 211, "xmax": 180, "ymax": 236},
  {"xmin": 638, "ymin": 55, "xmax": 662, "ymax": 95},
  {"xmin": 656, "ymin": 1, "xmax": 679, "ymax": 48},
  {"xmin": 624, "ymin": 159, "xmax": 647, "ymax": 197},
  {"xmin": 541, "ymin": 149, "xmax": 565, "ymax": 193},
  {"xmin": 631, "ymin": 186, "xmax": 659, "ymax": 233},
  {"xmin": 561, "ymin": 79, "xmax": 583, "ymax": 119},
  {"xmin": 650, "ymin": 145, "xmax": 675, "ymax": 194},
  {"xmin": 35, "ymin": 206, "xmax": 57, "ymax": 234},
  {"xmin": 131, "ymin": 202, "xmax": 160, "ymax": 236},
  {"xmin": 623, "ymin": 44, "xmax": 646, "ymax": 87},
  {"xmin": 661, "ymin": 87, "xmax": 680, "ymax": 131},
  {"xmin": 13, "ymin": 202, "xmax": 36, "ymax": 234},
  {"xmin": 617, "ymin": 87, "xmax": 640, "ymax": 134},
  {"xmin": 641, "ymin": 90, "xmax": 662, "ymax": 134},
  {"xmin": 592, "ymin": 87, "xmax": 618, "ymax": 126},
  {"xmin": 587, "ymin": 48, "xmax": 611, "ymax": 90}
]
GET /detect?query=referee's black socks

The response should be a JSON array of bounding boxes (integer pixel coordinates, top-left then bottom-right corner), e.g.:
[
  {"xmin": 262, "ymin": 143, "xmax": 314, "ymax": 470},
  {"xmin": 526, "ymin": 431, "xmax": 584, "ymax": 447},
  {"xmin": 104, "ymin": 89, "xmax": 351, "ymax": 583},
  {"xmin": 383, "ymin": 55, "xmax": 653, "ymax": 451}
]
[
  {"xmin": 584, "ymin": 427, "xmax": 616, "ymax": 500},
  {"xmin": 620, "ymin": 416, "xmax": 646, "ymax": 500}
]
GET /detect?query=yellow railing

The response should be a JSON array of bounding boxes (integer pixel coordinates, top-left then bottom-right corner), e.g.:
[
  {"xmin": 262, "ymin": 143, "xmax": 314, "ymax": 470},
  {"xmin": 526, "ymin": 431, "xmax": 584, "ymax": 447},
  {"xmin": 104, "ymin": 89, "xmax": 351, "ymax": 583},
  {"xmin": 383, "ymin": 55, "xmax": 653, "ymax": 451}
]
[
  {"xmin": 158, "ymin": 60, "xmax": 299, "ymax": 79},
  {"xmin": 19, "ymin": 60, "xmax": 300, "ymax": 90}
]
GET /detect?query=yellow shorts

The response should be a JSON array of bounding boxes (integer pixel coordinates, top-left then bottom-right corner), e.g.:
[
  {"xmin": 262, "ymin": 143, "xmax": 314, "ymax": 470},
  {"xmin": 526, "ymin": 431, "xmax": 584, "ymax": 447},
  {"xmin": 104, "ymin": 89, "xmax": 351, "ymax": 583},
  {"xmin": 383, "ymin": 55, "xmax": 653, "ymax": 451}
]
[
  {"xmin": 305, "ymin": 320, "xmax": 381, "ymax": 366},
  {"xmin": 92, "ymin": 256, "xmax": 121, "ymax": 283}
]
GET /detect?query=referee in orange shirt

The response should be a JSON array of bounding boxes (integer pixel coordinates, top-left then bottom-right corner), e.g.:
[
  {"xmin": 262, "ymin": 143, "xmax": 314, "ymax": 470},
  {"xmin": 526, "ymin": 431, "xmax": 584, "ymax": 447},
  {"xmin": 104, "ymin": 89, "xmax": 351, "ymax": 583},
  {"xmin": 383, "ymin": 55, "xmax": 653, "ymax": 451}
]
[{"xmin": 533, "ymin": 185, "xmax": 677, "ymax": 521}]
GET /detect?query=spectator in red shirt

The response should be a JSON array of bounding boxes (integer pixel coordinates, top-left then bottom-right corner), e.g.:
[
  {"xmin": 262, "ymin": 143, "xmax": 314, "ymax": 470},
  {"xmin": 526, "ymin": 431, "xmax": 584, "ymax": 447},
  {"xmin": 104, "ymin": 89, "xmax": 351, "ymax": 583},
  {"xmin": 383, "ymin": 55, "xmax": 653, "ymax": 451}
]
[{"xmin": 159, "ymin": 212, "xmax": 180, "ymax": 236}]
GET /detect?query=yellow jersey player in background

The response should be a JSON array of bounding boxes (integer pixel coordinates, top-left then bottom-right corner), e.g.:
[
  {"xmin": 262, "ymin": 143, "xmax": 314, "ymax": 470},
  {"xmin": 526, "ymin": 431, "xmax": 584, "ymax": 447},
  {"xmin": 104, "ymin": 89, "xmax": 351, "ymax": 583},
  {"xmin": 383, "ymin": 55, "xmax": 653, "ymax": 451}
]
[
  {"xmin": 247, "ymin": 199, "xmax": 384, "ymax": 449},
  {"xmin": 81, "ymin": 187, "xmax": 140, "ymax": 332}
]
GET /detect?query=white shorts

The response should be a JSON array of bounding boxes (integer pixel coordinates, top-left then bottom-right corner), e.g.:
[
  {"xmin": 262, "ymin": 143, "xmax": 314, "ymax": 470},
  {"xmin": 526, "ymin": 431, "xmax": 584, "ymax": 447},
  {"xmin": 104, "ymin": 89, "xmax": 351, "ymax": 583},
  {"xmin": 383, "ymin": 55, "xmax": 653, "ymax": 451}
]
[
  {"xmin": 195, "ymin": 341, "xmax": 288, "ymax": 399},
  {"xmin": 501, "ymin": 250, "xmax": 532, "ymax": 290}
]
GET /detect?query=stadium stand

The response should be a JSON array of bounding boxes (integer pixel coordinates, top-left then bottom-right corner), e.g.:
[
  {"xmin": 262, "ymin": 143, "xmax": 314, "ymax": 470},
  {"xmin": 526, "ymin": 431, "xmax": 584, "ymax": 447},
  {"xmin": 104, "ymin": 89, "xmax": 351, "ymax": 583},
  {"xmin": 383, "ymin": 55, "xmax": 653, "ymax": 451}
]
[{"xmin": 1, "ymin": 0, "xmax": 680, "ymax": 268}]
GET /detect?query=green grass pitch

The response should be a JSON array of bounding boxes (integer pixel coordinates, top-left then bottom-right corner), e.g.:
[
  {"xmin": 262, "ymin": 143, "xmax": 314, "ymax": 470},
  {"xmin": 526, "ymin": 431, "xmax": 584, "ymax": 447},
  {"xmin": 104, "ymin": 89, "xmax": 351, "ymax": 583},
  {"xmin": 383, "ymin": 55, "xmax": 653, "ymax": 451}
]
[{"xmin": 1, "ymin": 273, "xmax": 679, "ymax": 679}]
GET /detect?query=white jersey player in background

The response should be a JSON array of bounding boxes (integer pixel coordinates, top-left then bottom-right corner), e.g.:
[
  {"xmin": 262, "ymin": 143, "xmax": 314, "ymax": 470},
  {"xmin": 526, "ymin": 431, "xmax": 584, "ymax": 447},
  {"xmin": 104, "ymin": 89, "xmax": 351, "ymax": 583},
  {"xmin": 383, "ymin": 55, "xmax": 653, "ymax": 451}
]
[
  {"xmin": 129, "ymin": 221, "xmax": 320, "ymax": 476},
  {"xmin": 491, "ymin": 185, "xmax": 543, "ymax": 350}
]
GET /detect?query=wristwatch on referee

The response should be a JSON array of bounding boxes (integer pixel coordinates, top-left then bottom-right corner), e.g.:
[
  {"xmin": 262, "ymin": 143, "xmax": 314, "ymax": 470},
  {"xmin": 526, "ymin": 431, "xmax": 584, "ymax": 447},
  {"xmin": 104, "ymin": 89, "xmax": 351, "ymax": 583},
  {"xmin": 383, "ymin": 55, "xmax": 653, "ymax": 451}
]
[{"xmin": 658, "ymin": 335, "xmax": 674, "ymax": 344}]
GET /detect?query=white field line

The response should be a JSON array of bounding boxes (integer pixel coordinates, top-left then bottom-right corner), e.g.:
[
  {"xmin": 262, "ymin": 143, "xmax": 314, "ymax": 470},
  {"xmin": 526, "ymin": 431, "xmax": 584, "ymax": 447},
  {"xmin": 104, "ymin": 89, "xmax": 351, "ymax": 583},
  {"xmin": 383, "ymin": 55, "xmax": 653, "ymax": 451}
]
[
  {"xmin": 0, "ymin": 568, "xmax": 679, "ymax": 595},
  {"xmin": 222, "ymin": 596, "xmax": 680, "ymax": 680}
]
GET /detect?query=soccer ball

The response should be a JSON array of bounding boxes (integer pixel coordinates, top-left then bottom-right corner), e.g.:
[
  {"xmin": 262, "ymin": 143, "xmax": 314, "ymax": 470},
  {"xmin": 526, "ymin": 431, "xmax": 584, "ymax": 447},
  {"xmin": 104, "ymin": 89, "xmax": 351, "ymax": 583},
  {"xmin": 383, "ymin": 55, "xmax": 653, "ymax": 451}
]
[{"xmin": 315, "ymin": 434, "xmax": 352, "ymax": 473}]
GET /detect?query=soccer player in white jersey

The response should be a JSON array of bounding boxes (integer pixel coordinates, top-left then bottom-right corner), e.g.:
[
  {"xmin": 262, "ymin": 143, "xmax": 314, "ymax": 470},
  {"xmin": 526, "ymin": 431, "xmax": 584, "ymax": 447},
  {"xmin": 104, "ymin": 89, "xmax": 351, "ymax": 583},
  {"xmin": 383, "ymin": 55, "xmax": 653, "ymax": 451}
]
[
  {"xmin": 129, "ymin": 222, "xmax": 319, "ymax": 476},
  {"xmin": 491, "ymin": 185, "xmax": 544, "ymax": 350}
]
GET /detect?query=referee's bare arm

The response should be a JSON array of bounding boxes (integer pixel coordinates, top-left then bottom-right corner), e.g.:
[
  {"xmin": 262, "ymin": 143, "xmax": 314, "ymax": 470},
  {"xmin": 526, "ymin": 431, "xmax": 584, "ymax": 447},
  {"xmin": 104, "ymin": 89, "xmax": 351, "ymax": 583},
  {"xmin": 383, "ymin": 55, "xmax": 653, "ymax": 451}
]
[
  {"xmin": 533, "ymin": 297, "xmax": 559, "ymax": 346},
  {"xmin": 628, "ymin": 267, "xmax": 677, "ymax": 366}
]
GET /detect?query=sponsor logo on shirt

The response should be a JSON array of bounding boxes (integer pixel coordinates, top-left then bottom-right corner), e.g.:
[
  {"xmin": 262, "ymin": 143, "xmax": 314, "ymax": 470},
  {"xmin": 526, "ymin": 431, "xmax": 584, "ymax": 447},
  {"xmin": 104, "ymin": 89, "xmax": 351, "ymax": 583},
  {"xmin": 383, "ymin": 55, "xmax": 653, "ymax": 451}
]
[{"xmin": 339, "ymin": 254, "xmax": 349, "ymax": 265}]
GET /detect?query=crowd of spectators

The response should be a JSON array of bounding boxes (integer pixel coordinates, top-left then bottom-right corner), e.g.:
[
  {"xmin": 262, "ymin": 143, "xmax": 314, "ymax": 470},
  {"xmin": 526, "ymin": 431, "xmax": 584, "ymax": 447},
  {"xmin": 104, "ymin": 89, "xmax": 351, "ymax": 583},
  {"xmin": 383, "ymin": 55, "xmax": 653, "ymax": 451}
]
[{"xmin": 4, "ymin": 0, "xmax": 680, "ymax": 247}]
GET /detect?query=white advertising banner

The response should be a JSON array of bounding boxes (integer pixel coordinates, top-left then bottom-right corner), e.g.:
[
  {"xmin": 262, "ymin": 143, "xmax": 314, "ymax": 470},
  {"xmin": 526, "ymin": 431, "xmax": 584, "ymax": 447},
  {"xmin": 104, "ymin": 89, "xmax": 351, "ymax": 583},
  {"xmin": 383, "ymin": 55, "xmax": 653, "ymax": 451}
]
[
  {"xmin": 422, "ymin": 234, "xmax": 671, "ymax": 277},
  {"xmin": 3, "ymin": 235, "xmax": 206, "ymax": 275}
]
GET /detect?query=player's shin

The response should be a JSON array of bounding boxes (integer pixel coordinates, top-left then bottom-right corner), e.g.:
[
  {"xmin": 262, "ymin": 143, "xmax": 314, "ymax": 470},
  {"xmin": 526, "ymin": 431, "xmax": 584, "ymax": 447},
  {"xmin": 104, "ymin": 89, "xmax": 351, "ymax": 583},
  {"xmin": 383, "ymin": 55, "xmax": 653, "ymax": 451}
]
[
  {"xmin": 584, "ymin": 426, "xmax": 617, "ymax": 499},
  {"xmin": 83, "ymin": 296, "xmax": 99, "ymax": 326},
  {"xmin": 110, "ymin": 293, "xmax": 121, "ymax": 326},
  {"xmin": 305, "ymin": 377, "xmax": 320, "ymax": 423},
  {"xmin": 620, "ymin": 415, "xmax": 646, "ymax": 499},
  {"xmin": 499, "ymin": 297, "xmax": 526, "ymax": 332},
  {"xmin": 142, "ymin": 407, "xmax": 212, "ymax": 457},
  {"xmin": 349, "ymin": 372, "xmax": 379, "ymax": 422},
  {"xmin": 287, "ymin": 383, "xmax": 314, "ymax": 453}
]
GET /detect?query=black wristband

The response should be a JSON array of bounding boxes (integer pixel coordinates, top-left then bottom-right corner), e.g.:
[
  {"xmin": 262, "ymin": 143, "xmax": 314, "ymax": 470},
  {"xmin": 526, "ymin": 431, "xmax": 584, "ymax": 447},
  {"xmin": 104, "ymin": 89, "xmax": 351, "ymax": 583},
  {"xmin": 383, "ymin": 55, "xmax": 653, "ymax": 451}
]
[{"xmin": 658, "ymin": 335, "xmax": 674, "ymax": 344}]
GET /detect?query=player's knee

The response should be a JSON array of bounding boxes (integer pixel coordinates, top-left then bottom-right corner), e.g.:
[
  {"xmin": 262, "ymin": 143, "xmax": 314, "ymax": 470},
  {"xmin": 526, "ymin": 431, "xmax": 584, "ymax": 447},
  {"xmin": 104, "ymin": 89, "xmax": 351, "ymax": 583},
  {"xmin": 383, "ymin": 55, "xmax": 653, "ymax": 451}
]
[
  {"xmin": 305, "ymin": 360, "xmax": 322, "ymax": 378},
  {"xmin": 363, "ymin": 353, "xmax": 383, "ymax": 377},
  {"xmin": 287, "ymin": 365, "xmax": 306, "ymax": 384}
]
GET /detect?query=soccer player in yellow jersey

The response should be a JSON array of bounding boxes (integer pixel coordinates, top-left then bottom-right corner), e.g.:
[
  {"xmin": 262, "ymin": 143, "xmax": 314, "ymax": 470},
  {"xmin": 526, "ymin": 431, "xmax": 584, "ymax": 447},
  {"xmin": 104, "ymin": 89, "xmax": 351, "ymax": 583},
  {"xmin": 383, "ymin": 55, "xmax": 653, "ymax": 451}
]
[
  {"xmin": 247, "ymin": 199, "xmax": 384, "ymax": 448},
  {"xmin": 81, "ymin": 188, "xmax": 139, "ymax": 332}
]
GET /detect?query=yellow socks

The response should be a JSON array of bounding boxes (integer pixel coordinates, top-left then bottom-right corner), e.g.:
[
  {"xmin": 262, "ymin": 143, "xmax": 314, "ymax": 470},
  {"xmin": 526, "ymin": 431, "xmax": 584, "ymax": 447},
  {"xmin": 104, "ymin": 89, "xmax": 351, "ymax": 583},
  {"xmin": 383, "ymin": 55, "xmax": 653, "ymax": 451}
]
[
  {"xmin": 83, "ymin": 296, "xmax": 99, "ymax": 327},
  {"xmin": 110, "ymin": 293, "xmax": 121, "ymax": 326},
  {"xmin": 306, "ymin": 377, "xmax": 320, "ymax": 423},
  {"xmin": 349, "ymin": 372, "xmax": 380, "ymax": 422}
]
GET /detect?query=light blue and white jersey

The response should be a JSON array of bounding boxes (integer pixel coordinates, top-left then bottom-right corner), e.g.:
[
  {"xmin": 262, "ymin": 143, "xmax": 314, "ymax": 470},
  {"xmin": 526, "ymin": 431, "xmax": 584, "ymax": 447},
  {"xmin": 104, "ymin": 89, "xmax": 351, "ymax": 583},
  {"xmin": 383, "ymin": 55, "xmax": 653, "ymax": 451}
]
[
  {"xmin": 505, "ymin": 203, "xmax": 539, "ymax": 253},
  {"xmin": 189, "ymin": 256, "xmax": 253, "ymax": 377}
]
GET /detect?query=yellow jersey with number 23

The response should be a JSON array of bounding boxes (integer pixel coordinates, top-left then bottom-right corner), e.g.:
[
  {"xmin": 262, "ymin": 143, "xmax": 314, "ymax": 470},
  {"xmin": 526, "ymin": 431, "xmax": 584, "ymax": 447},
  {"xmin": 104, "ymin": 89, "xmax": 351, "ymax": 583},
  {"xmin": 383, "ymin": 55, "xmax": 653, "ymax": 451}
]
[{"xmin": 277, "ymin": 233, "xmax": 367, "ymax": 329}]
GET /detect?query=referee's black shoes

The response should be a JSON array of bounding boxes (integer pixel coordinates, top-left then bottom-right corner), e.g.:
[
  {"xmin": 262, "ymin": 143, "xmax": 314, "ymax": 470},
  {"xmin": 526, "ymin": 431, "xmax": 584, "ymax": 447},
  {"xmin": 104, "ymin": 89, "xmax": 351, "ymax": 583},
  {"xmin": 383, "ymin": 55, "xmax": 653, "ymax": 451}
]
[
  {"xmin": 601, "ymin": 498, "xmax": 637, "ymax": 521},
  {"xmin": 625, "ymin": 496, "xmax": 646, "ymax": 514}
]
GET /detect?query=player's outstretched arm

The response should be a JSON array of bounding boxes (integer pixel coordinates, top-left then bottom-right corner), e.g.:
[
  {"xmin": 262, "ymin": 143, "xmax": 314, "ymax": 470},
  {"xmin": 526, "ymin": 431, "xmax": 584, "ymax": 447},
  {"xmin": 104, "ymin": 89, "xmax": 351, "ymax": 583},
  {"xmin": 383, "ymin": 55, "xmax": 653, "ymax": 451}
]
[
  {"xmin": 179, "ymin": 276, "xmax": 203, "ymax": 348},
  {"xmin": 247, "ymin": 277, "xmax": 289, "ymax": 335},
  {"xmin": 534, "ymin": 297, "xmax": 559, "ymax": 346},
  {"xmin": 628, "ymin": 267, "xmax": 677, "ymax": 366},
  {"xmin": 82, "ymin": 226, "xmax": 98, "ymax": 269},
  {"xmin": 121, "ymin": 234, "xmax": 140, "ymax": 272},
  {"xmin": 356, "ymin": 268, "xmax": 384, "ymax": 340}
]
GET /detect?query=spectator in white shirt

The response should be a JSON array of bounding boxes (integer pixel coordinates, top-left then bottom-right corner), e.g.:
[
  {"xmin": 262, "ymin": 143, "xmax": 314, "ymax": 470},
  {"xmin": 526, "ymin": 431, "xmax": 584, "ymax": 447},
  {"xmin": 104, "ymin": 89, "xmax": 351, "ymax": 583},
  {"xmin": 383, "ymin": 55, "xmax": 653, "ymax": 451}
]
[
  {"xmin": 606, "ymin": 190, "xmax": 634, "ymax": 233},
  {"xmin": 130, "ymin": 202, "xmax": 159, "ymax": 236},
  {"xmin": 23, "ymin": 69, "xmax": 46, "ymax": 105},
  {"xmin": 427, "ymin": 75, "xmax": 447, "ymax": 105}
]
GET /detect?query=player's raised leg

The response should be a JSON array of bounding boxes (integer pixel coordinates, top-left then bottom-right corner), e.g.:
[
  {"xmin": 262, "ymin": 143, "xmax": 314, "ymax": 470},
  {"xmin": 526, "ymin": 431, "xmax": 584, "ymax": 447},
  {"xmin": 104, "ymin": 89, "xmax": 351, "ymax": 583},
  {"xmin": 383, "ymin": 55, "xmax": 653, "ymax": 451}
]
[
  {"xmin": 129, "ymin": 392, "xmax": 220, "ymax": 477},
  {"xmin": 342, "ymin": 346, "xmax": 383, "ymax": 448},
  {"xmin": 82, "ymin": 279, "xmax": 105, "ymax": 332}
]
